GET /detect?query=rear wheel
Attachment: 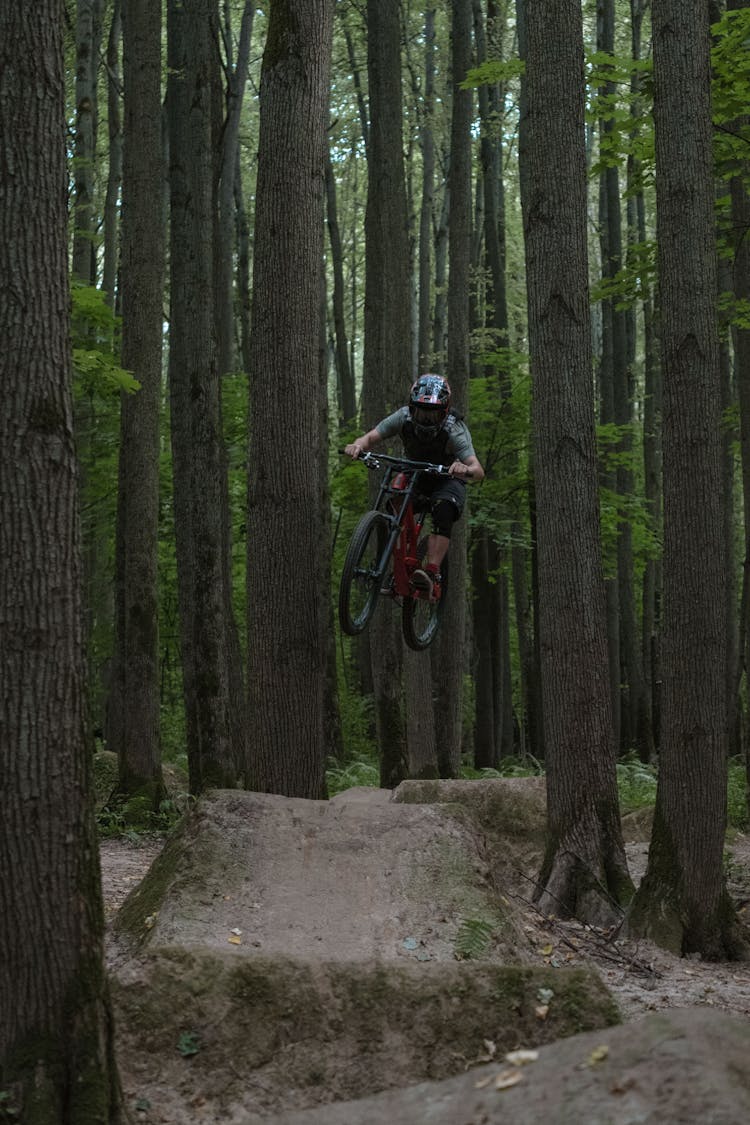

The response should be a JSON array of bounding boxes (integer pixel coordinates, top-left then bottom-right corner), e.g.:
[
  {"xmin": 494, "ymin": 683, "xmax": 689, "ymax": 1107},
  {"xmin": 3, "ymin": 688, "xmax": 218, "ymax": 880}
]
[
  {"xmin": 339, "ymin": 511, "xmax": 390, "ymax": 635},
  {"xmin": 402, "ymin": 539, "xmax": 449, "ymax": 651}
]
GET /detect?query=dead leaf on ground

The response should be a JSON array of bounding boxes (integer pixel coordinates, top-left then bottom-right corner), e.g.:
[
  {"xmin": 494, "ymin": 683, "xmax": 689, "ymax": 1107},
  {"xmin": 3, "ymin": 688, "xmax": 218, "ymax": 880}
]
[
  {"xmin": 505, "ymin": 1049, "xmax": 539, "ymax": 1066},
  {"xmin": 584, "ymin": 1044, "xmax": 609, "ymax": 1067},
  {"xmin": 495, "ymin": 1069, "xmax": 524, "ymax": 1090}
]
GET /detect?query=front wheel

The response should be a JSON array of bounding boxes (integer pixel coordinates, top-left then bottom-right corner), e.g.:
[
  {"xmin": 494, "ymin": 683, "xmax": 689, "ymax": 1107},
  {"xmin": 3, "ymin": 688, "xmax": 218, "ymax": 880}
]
[
  {"xmin": 402, "ymin": 543, "xmax": 449, "ymax": 651},
  {"xmin": 339, "ymin": 511, "xmax": 390, "ymax": 635}
]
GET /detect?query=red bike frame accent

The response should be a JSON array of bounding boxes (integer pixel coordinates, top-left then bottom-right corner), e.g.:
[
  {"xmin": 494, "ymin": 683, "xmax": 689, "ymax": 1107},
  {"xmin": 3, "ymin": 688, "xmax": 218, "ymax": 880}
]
[{"xmin": 386, "ymin": 472, "xmax": 428, "ymax": 599}]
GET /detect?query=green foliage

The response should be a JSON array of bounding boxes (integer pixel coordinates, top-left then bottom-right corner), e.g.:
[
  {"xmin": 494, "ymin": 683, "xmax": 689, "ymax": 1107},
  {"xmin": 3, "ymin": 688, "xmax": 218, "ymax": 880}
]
[
  {"xmin": 96, "ymin": 797, "xmax": 186, "ymax": 838},
  {"xmin": 71, "ymin": 281, "xmax": 139, "ymax": 397},
  {"xmin": 453, "ymin": 916, "xmax": 495, "ymax": 960},
  {"xmin": 176, "ymin": 1031, "xmax": 200, "ymax": 1058},
  {"xmin": 616, "ymin": 753, "xmax": 657, "ymax": 814},
  {"xmin": 615, "ymin": 752, "xmax": 749, "ymax": 834},
  {"xmin": 711, "ymin": 8, "xmax": 750, "ymax": 167},
  {"xmin": 585, "ymin": 49, "xmax": 654, "ymax": 183},
  {"xmin": 0, "ymin": 1089, "xmax": 20, "ymax": 1122},
  {"xmin": 326, "ymin": 751, "xmax": 379, "ymax": 796},
  {"xmin": 590, "ymin": 240, "xmax": 657, "ymax": 310},
  {"xmin": 596, "ymin": 422, "xmax": 661, "ymax": 582},
  {"xmin": 460, "ymin": 756, "xmax": 542, "ymax": 780},
  {"xmin": 467, "ymin": 360, "xmax": 533, "ymax": 543},
  {"xmin": 461, "ymin": 58, "xmax": 525, "ymax": 89},
  {"xmin": 727, "ymin": 757, "xmax": 749, "ymax": 833}
]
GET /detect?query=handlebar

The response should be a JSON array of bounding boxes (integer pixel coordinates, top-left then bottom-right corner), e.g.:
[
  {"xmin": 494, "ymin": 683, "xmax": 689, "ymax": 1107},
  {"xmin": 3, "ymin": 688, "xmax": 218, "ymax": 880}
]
[{"xmin": 340, "ymin": 449, "xmax": 452, "ymax": 476}]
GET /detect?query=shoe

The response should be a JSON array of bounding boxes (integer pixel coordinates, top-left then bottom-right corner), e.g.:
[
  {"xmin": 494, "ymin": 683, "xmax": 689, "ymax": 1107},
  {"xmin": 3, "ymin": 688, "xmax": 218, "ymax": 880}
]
[{"xmin": 411, "ymin": 565, "xmax": 441, "ymax": 599}]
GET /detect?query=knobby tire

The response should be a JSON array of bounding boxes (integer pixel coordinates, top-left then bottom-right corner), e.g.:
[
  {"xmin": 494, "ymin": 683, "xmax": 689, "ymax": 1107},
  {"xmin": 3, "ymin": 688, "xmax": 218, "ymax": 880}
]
[
  {"xmin": 402, "ymin": 537, "xmax": 449, "ymax": 650},
  {"xmin": 339, "ymin": 510, "xmax": 390, "ymax": 635}
]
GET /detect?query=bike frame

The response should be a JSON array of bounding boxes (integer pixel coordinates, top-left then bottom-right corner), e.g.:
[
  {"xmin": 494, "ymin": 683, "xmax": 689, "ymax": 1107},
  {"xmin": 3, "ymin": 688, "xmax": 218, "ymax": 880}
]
[{"xmin": 360, "ymin": 453, "xmax": 448, "ymax": 600}]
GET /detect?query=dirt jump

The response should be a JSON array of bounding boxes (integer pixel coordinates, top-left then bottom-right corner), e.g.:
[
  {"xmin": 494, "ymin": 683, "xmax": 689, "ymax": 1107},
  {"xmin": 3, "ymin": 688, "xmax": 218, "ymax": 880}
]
[{"xmin": 102, "ymin": 778, "xmax": 750, "ymax": 1124}]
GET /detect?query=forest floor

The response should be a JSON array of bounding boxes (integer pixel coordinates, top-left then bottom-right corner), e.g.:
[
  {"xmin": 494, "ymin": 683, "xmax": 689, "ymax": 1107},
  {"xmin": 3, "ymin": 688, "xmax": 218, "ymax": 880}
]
[{"xmin": 100, "ymin": 781, "xmax": 750, "ymax": 1123}]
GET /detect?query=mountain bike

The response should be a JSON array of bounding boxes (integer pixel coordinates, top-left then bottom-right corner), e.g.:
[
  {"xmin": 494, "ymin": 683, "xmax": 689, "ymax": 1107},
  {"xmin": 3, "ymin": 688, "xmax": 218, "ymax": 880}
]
[{"xmin": 338, "ymin": 452, "xmax": 451, "ymax": 651}]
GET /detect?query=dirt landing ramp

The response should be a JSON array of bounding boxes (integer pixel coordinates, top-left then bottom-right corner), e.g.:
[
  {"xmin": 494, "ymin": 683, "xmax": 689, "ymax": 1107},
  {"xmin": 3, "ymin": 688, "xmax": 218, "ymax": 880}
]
[
  {"xmin": 110, "ymin": 783, "xmax": 619, "ymax": 1121},
  {"xmin": 112, "ymin": 949, "xmax": 618, "ymax": 1122},
  {"xmin": 112, "ymin": 784, "xmax": 542, "ymax": 963},
  {"xmin": 260, "ymin": 1006, "xmax": 750, "ymax": 1125}
]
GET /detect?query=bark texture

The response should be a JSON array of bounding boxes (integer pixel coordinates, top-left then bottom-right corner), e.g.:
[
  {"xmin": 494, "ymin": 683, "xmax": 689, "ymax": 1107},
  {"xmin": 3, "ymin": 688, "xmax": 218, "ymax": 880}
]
[
  {"xmin": 111, "ymin": 0, "xmax": 166, "ymax": 808},
  {"xmin": 627, "ymin": 0, "xmax": 745, "ymax": 958},
  {"xmin": 521, "ymin": 0, "xmax": 632, "ymax": 925},
  {"xmin": 167, "ymin": 0, "xmax": 240, "ymax": 793},
  {"xmin": 246, "ymin": 0, "xmax": 335, "ymax": 797},
  {"xmin": 363, "ymin": 0, "xmax": 412, "ymax": 788},
  {"xmin": 0, "ymin": 3, "xmax": 120, "ymax": 1118},
  {"xmin": 431, "ymin": 0, "xmax": 473, "ymax": 779}
]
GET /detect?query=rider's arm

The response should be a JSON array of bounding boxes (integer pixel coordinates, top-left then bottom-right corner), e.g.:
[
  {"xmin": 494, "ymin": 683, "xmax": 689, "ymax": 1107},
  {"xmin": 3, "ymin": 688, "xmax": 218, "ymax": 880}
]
[
  {"xmin": 344, "ymin": 427, "xmax": 383, "ymax": 459},
  {"xmin": 448, "ymin": 454, "xmax": 484, "ymax": 482}
]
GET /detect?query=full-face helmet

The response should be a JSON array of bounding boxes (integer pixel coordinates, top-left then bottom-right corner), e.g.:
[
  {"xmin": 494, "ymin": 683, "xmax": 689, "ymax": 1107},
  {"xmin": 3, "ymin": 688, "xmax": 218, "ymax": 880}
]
[{"xmin": 408, "ymin": 374, "xmax": 452, "ymax": 440}]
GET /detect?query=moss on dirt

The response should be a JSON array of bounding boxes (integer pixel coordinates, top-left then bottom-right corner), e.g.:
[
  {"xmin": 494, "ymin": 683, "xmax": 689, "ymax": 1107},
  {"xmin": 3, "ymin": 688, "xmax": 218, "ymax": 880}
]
[
  {"xmin": 112, "ymin": 801, "xmax": 246, "ymax": 947},
  {"xmin": 112, "ymin": 948, "xmax": 619, "ymax": 1118},
  {"xmin": 394, "ymin": 777, "xmax": 547, "ymax": 845}
]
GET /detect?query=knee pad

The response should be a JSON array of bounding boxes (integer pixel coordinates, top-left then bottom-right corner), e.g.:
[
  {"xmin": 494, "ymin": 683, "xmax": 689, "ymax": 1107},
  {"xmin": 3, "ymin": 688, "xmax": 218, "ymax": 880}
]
[{"xmin": 431, "ymin": 498, "xmax": 459, "ymax": 539}]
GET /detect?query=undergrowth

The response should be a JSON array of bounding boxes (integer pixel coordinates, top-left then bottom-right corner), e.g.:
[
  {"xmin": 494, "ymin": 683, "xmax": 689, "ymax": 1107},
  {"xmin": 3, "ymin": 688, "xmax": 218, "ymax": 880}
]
[
  {"xmin": 97, "ymin": 797, "xmax": 186, "ymax": 839},
  {"xmin": 325, "ymin": 749, "xmax": 749, "ymax": 833}
]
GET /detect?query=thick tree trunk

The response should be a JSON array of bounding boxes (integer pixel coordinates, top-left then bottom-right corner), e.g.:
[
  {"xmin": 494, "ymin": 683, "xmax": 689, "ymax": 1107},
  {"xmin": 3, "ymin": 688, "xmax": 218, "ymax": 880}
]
[
  {"xmin": 363, "ymin": 0, "xmax": 412, "ymax": 787},
  {"xmin": 110, "ymin": 0, "xmax": 166, "ymax": 810},
  {"xmin": 514, "ymin": 0, "xmax": 543, "ymax": 764},
  {"xmin": 245, "ymin": 0, "xmax": 334, "ymax": 797},
  {"xmin": 600, "ymin": 0, "xmax": 648, "ymax": 758},
  {"xmin": 727, "ymin": 0, "xmax": 750, "ymax": 779},
  {"xmin": 627, "ymin": 0, "xmax": 745, "ymax": 958},
  {"xmin": 521, "ymin": 0, "xmax": 632, "ymax": 925},
  {"xmin": 167, "ymin": 0, "xmax": 239, "ymax": 793},
  {"xmin": 0, "ymin": 4, "xmax": 120, "ymax": 1117},
  {"xmin": 431, "ymin": 0, "xmax": 473, "ymax": 780}
]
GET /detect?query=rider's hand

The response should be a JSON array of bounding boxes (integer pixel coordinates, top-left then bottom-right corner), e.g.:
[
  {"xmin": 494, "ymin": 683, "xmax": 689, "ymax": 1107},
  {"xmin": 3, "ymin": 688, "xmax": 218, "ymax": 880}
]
[
  {"xmin": 344, "ymin": 442, "xmax": 364, "ymax": 459},
  {"xmin": 449, "ymin": 460, "xmax": 473, "ymax": 480}
]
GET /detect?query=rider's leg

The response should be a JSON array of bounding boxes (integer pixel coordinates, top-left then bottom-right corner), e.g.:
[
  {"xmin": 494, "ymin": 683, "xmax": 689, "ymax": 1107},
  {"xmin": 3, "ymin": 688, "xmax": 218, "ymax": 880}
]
[
  {"xmin": 412, "ymin": 498, "xmax": 459, "ymax": 594},
  {"xmin": 427, "ymin": 497, "xmax": 460, "ymax": 572},
  {"xmin": 425, "ymin": 533, "xmax": 450, "ymax": 569}
]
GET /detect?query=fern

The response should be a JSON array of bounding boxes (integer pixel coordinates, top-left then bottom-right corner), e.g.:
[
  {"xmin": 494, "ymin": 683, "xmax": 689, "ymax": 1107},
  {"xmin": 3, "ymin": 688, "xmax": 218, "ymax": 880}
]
[{"xmin": 454, "ymin": 917, "xmax": 495, "ymax": 961}]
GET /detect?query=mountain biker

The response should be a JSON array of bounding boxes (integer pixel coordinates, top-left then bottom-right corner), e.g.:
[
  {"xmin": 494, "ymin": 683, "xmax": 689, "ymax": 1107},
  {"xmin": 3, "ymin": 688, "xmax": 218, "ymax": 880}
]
[{"xmin": 344, "ymin": 374, "xmax": 484, "ymax": 599}]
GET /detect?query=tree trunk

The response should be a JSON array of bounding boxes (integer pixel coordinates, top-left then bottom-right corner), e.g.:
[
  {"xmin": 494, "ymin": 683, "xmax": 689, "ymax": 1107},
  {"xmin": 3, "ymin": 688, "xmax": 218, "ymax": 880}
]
[
  {"xmin": 627, "ymin": 0, "xmax": 745, "ymax": 958},
  {"xmin": 431, "ymin": 0, "xmax": 473, "ymax": 780},
  {"xmin": 363, "ymin": 0, "xmax": 412, "ymax": 788},
  {"xmin": 0, "ymin": 4, "xmax": 120, "ymax": 1116},
  {"xmin": 110, "ymin": 0, "xmax": 166, "ymax": 811},
  {"xmin": 521, "ymin": 0, "xmax": 632, "ymax": 925},
  {"xmin": 72, "ymin": 0, "xmax": 103, "ymax": 284},
  {"xmin": 514, "ymin": 0, "xmax": 544, "ymax": 764},
  {"xmin": 728, "ymin": 0, "xmax": 750, "ymax": 796},
  {"xmin": 103, "ymin": 0, "xmax": 122, "ymax": 306},
  {"xmin": 326, "ymin": 149, "xmax": 356, "ymax": 423},
  {"xmin": 245, "ymin": 0, "xmax": 334, "ymax": 797},
  {"xmin": 214, "ymin": 0, "xmax": 251, "ymax": 797},
  {"xmin": 630, "ymin": 0, "xmax": 660, "ymax": 758},
  {"xmin": 418, "ymin": 7, "xmax": 436, "ymax": 370},
  {"xmin": 167, "ymin": 0, "xmax": 239, "ymax": 793},
  {"xmin": 600, "ymin": 0, "xmax": 648, "ymax": 758}
]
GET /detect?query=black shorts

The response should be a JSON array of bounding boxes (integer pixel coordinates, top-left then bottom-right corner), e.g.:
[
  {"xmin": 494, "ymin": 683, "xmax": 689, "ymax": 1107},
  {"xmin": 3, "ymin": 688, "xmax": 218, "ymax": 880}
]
[{"xmin": 415, "ymin": 474, "xmax": 466, "ymax": 516}]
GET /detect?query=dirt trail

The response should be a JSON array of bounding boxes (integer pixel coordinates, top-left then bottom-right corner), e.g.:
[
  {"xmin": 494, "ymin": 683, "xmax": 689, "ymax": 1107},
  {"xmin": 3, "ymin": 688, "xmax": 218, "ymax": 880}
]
[{"xmin": 100, "ymin": 780, "xmax": 750, "ymax": 1124}]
